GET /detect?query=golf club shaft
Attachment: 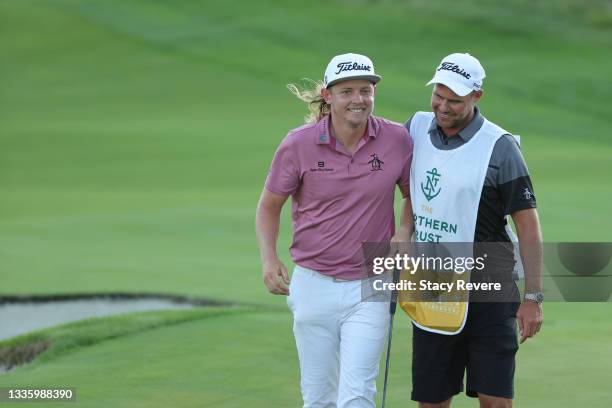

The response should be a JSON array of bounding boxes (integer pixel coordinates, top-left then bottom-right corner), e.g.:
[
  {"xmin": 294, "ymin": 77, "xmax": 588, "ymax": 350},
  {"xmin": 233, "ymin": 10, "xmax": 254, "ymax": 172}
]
[
  {"xmin": 381, "ymin": 314, "xmax": 394, "ymax": 408},
  {"xmin": 381, "ymin": 267, "xmax": 401, "ymax": 408}
]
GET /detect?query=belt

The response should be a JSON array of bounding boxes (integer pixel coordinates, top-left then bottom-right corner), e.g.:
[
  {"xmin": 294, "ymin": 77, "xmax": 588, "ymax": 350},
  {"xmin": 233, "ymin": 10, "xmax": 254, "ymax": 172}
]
[{"xmin": 295, "ymin": 265, "xmax": 355, "ymax": 282}]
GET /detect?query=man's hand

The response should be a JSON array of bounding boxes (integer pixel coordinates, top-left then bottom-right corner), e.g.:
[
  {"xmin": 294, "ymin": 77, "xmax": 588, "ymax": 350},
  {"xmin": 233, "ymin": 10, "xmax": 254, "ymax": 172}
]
[
  {"xmin": 391, "ymin": 226, "xmax": 412, "ymax": 244},
  {"xmin": 262, "ymin": 258, "xmax": 290, "ymax": 295},
  {"xmin": 517, "ymin": 301, "xmax": 543, "ymax": 343},
  {"xmin": 389, "ymin": 194, "xmax": 414, "ymax": 258},
  {"xmin": 389, "ymin": 226, "xmax": 412, "ymax": 257},
  {"xmin": 256, "ymin": 189, "xmax": 290, "ymax": 296}
]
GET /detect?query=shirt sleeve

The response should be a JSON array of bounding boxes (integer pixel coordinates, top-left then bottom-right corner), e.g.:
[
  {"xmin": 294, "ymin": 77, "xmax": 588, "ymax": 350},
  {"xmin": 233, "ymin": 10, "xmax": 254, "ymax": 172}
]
[
  {"xmin": 264, "ymin": 135, "xmax": 300, "ymax": 196},
  {"xmin": 404, "ymin": 114, "xmax": 414, "ymax": 133},
  {"xmin": 397, "ymin": 128, "xmax": 413, "ymax": 198},
  {"xmin": 495, "ymin": 135, "xmax": 537, "ymax": 215}
]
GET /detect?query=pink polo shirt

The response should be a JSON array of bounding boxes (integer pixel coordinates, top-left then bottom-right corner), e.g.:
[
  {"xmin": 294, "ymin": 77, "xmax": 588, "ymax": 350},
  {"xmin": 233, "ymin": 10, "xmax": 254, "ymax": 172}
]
[{"xmin": 265, "ymin": 115, "xmax": 413, "ymax": 280}]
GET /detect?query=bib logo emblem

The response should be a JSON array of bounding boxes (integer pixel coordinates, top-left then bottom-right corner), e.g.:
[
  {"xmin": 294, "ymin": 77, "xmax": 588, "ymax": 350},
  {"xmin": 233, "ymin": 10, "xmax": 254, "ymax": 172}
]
[
  {"xmin": 522, "ymin": 188, "xmax": 534, "ymax": 200},
  {"xmin": 421, "ymin": 168, "xmax": 442, "ymax": 201},
  {"xmin": 368, "ymin": 154, "xmax": 384, "ymax": 171}
]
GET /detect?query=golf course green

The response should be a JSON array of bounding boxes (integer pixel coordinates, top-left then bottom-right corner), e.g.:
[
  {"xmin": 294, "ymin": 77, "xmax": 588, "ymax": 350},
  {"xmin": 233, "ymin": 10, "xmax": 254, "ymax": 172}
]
[{"xmin": 1, "ymin": 0, "xmax": 611, "ymax": 406}]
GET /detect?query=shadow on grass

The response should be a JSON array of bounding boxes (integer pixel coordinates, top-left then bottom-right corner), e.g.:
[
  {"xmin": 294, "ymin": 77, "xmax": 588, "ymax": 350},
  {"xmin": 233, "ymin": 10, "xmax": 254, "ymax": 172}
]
[
  {"xmin": 0, "ymin": 339, "xmax": 51, "ymax": 373},
  {"xmin": 0, "ymin": 292, "xmax": 232, "ymax": 306}
]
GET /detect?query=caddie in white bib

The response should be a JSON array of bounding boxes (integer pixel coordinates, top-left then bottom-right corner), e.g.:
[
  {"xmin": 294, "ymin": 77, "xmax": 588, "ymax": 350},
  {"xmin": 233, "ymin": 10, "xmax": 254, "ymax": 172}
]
[
  {"xmin": 403, "ymin": 51, "xmax": 543, "ymax": 406},
  {"xmin": 399, "ymin": 112, "xmax": 509, "ymax": 334}
]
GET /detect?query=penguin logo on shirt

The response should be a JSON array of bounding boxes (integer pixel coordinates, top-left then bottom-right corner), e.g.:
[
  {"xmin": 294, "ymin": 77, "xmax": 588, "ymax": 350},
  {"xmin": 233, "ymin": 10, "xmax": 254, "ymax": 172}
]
[{"xmin": 368, "ymin": 154, "xmax": 384, "ymax": 171}]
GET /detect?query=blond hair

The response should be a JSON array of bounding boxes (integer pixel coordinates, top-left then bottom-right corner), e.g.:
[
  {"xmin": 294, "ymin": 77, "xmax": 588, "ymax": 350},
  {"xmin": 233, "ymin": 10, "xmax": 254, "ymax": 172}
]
[{"xmin": 287, "ymin": 79, "xmax": 331, "ymax": 124}]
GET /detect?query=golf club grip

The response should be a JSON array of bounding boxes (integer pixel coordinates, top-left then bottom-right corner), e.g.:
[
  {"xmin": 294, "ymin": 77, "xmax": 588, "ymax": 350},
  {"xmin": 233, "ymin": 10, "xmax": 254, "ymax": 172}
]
[
  {"xmin": 389, "ymin": 267, "xmax": 401, "ymax": 314},
  {"xmin": 389, "ymin": 300, "xmax": 397, "ymax": 315}
]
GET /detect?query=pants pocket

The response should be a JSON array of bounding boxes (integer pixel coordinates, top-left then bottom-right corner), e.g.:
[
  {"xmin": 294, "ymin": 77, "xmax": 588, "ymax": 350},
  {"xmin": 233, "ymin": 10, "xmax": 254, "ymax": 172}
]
[{"xmin": 287, "ymin": 267, "xmax": 300, "ymax": 312}]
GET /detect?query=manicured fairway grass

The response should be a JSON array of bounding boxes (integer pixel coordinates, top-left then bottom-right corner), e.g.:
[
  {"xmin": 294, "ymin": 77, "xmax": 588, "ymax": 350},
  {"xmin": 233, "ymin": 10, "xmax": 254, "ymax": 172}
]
[
  {"xmin": 1, "ymin": 0, "xmax": 611, "ymax": 302},
  {"xmin": 1, "ymin": 303, "xmax": 611, "ymax": 407},
  {"xmin": 1, "ymin": 0, "xmax": 611, "ymax": 406}
]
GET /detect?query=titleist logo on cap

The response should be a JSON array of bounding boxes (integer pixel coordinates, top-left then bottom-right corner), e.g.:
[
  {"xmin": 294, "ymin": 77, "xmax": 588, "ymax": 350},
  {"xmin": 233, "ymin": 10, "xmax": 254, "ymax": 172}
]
[
  {"xmin": 437, "ymin": 62, "xmax": 471, "ymax": 79},
  {"xmin": 335, "ymin": 61, "xmax": 372, "ymax": 75},
  {"xmin": 324, "ymin": 53, "xmax": 381, "ymax": 88}
]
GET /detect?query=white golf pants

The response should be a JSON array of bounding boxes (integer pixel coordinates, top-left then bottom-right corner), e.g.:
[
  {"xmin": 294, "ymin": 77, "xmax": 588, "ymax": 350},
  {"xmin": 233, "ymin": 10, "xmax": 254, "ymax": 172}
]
[{"xmin": 287, "ymin": 265, "xmax": 389, "ymax": 408}]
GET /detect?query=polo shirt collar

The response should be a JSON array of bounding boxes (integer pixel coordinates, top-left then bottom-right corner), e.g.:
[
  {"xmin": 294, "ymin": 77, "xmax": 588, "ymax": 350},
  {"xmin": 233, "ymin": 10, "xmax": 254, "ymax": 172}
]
[
  {"xmin": 428, "ymin": 106, "xmax": 484, "ymax": 143},
  {"xmin": 317, "ymin": 115, "xmax": 378, "ymax": 145}
]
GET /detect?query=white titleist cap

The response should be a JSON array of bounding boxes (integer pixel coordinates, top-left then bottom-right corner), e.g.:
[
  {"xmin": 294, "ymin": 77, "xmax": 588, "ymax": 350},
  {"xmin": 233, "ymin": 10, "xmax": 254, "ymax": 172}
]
[
  {"xmin": 427, "ymin": 53, "xmax": 486, "ymax": 96},
  {"xmin": 324, "ymin": 53, "xmax": 382, "ymax": 88}
]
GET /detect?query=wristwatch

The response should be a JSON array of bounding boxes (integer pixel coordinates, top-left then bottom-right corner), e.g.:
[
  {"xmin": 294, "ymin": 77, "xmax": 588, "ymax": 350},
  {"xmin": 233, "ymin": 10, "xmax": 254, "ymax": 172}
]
[{"xmin": 524, "ymin": 292, "xmax": 544, "ymax": 304}]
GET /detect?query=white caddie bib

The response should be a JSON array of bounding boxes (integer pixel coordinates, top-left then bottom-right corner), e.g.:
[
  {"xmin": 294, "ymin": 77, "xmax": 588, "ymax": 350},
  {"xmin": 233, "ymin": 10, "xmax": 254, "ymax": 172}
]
[{"xmin": 400, "ymin": 111, "xmax": 509, "ymax": 335}]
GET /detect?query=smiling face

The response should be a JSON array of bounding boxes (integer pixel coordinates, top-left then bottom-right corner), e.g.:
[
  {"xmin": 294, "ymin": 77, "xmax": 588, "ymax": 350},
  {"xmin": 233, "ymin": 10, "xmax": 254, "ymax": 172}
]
[
  {"xmin": 431, "ymin": 83, "xmax": 482, "ymax": 136},
  {"xmin": 322, "ymin": 79, "xmax": 375, "ymax": 129}
]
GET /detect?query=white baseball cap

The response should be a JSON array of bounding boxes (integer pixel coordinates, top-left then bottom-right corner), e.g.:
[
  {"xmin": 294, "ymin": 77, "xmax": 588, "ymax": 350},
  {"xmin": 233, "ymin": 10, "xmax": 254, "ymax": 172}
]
[
  {"xmin": 426, "ymin": 53, "xmax": 486, "ymax": 96},
  {"xmin": 324, "ymin": 53, "xmax": 382, "ymax": 88}
]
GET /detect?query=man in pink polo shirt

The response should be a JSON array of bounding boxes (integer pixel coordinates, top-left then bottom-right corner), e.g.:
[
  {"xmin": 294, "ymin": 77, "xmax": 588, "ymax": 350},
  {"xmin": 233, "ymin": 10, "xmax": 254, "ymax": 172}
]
[{"xmin": 256, "ymin": 53, "xmax": 413, "ymax": 408}]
